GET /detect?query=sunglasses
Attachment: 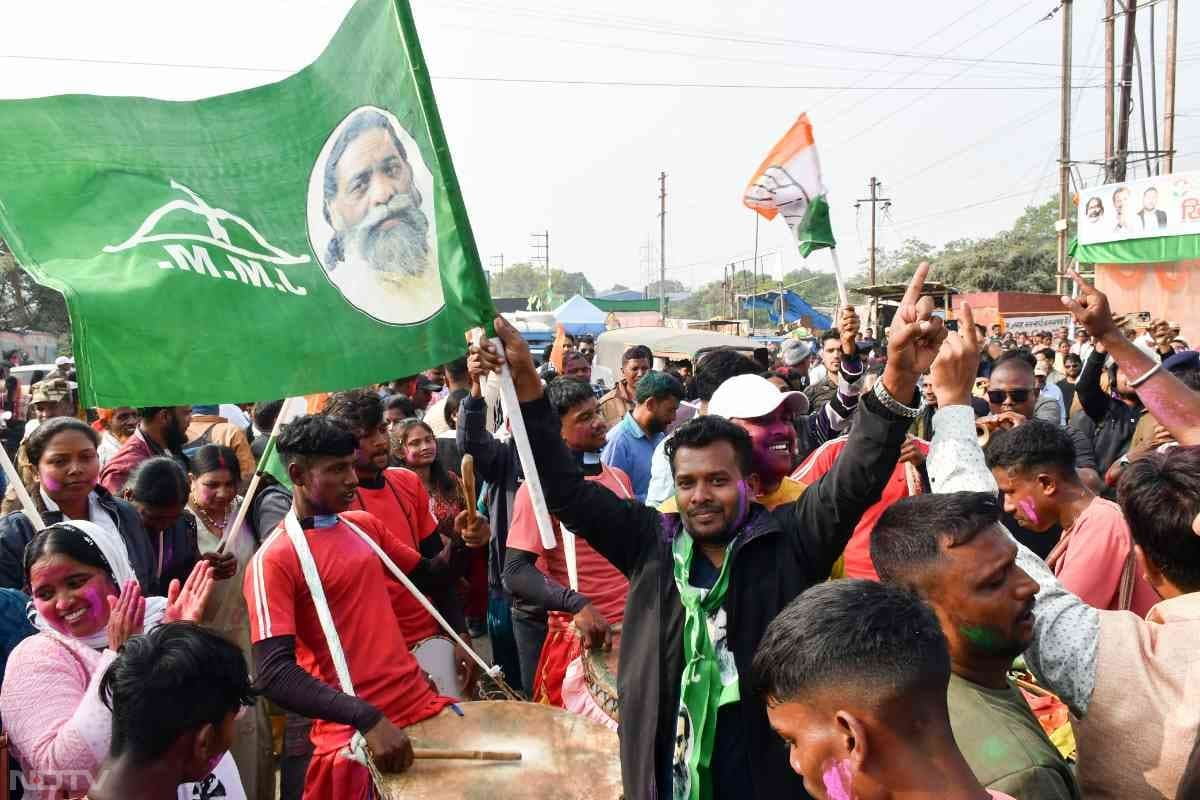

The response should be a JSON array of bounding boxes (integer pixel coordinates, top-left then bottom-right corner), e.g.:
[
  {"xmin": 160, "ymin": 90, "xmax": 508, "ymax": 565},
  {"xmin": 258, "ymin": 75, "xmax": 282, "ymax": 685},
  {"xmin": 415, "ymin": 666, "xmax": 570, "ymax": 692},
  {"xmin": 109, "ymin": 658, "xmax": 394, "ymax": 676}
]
[{"xmin": 987, "ymin": 389, "xmax": 1032, "ymax": 404}]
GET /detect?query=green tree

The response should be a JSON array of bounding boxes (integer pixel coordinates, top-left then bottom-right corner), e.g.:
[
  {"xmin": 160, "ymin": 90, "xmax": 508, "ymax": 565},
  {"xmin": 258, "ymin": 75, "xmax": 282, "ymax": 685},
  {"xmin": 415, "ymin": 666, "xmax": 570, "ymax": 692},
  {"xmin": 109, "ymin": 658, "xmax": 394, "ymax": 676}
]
[
  {"xmin": 644, "ymin": 278, "xmax": 687, "ymax": 297},
  {"xmin": 490, "ymin": 262, "xmax": 595, "ymax": 304},
  {"xmin": 0, "ymin": 239, "xmax": 71, "ymax": 338}
]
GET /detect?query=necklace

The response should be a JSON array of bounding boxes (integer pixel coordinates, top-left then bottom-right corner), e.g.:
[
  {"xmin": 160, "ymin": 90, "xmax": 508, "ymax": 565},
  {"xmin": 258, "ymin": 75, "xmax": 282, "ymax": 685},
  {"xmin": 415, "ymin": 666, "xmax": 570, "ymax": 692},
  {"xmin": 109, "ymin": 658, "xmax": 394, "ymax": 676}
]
[{"xmin": 191, "ymin": 500, "xmax": 229, "ymax": 533}]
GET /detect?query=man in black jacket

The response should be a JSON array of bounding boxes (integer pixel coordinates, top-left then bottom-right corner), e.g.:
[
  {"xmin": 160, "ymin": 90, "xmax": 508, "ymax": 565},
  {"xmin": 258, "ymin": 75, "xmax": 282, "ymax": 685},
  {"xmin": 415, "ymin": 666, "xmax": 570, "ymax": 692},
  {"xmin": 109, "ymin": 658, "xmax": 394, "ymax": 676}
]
[{"xmin": 472, "ymin": 265, "xmax": 946, "ymax": 800}]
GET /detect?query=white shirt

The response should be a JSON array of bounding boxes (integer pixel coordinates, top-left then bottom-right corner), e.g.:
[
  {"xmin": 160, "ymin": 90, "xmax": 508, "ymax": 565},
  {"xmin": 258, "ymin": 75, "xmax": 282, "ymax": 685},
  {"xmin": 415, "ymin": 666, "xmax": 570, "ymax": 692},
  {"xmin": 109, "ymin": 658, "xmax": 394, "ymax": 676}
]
[{"xmin": 40, "ymin": 487, "xmax": 122, "ymax": 544}]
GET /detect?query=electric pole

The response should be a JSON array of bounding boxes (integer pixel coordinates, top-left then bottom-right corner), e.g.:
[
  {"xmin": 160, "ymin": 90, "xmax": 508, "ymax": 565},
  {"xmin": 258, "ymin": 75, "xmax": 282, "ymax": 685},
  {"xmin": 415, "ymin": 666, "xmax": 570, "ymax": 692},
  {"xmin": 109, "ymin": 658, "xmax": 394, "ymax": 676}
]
[
  {"xmin": 1105, "ymin": 0, "xmax": 1115, "ymax": 180},
  {"xmin": 530, "ymin": 231, "xmax": 550, "ymax": 301},
  {"xmin": 659, "ymin": 172, "xmax": 667, "ymax": 323},
  {"xmin": 1056, "ymin": 0, "xmax": 1073, "ymax": 296},
  {"xmin": 1164, "ymin": 0, "xmax": 1179, "ymax": 173},
  {"xmin": 489, "ymin": 253, "xmax": 504, "ymax": 293},
  {"xmin": 856, "ymin": 178, "xmax": 891, "ymax": 328},
  {"xmin": 1114, "ymin": 0, "xmax": 1138, "ymax": 182}
]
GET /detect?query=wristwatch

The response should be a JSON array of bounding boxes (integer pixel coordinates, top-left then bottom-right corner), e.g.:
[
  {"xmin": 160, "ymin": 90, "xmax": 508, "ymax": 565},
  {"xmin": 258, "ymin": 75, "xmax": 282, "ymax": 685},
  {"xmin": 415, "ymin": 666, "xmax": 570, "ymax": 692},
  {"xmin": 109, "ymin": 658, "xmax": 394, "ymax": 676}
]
[{"xmin": 872, "ymin": 379, "xmax": 924, "ymax": 419}]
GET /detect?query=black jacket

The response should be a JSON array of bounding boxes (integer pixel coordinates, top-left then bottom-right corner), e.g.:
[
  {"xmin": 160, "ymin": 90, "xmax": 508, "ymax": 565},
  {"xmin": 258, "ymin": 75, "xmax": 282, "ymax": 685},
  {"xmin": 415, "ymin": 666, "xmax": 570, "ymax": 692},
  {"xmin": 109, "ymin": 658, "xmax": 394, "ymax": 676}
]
[
  {"xmin": 521, "ymin": 389, "xmax": 909, "ymax": 800},
  {"xmin": 0, "ymin": 486, "xmax": 159, "ymax": 592},
  {"xmin": 1076, "ymin": 349, "xmax": 1145, "ymax": 473}
]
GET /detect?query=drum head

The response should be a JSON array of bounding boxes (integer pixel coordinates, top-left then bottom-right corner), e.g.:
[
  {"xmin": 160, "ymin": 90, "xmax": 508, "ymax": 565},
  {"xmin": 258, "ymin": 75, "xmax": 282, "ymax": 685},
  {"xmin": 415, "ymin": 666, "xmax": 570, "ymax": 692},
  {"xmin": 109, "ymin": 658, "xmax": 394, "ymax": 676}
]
[{"xmin": 381, "ymin": 702, "xmax": 622, "ymax": 799}]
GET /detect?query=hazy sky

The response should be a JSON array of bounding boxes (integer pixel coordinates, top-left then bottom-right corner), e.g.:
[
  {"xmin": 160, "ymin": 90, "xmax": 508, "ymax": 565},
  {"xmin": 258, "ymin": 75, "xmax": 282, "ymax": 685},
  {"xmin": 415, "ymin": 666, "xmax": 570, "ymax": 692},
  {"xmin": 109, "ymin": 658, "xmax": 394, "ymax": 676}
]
[{"xmin": 2, "ymin": 1, "xmax": 1196, "ymax": 295}]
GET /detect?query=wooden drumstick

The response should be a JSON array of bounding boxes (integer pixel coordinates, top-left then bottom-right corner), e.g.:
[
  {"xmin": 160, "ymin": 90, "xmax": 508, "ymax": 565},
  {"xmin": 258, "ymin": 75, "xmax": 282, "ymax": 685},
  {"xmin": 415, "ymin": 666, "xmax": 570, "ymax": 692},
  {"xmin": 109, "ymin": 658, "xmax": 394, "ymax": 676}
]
[
  {"xmin": 413, "ymin": 748, "xmax": 522, "ymax": 761},
  {"xmin": 461, "ymin": 454, "xmax": 477, "ymax": 526}
]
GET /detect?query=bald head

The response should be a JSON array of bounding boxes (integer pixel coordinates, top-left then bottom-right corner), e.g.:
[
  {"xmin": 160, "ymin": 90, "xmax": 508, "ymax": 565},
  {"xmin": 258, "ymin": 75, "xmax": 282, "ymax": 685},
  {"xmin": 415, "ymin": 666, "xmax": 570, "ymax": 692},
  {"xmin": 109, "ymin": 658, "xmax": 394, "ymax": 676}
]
[{"xmin": 988, "ymin": 352, "xmax": 1037, "ymax": 418}]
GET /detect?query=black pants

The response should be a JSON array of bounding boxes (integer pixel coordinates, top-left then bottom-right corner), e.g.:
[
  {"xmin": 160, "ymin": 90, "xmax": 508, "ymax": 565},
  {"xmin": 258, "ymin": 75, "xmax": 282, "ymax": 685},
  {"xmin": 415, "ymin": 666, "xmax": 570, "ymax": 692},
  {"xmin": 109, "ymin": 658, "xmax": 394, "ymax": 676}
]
[{"xmin": 510, "ymin": 610, "xmax": 548, "ymax": 697}]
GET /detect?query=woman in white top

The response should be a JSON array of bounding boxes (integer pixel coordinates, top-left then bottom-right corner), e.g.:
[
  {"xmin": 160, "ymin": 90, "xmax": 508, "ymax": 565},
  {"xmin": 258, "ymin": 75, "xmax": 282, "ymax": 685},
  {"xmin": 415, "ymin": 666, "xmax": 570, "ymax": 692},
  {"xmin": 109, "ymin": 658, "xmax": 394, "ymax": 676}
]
[{"xmin": 187, "ymin": 443, "xmax": 274, "ymax": 800}]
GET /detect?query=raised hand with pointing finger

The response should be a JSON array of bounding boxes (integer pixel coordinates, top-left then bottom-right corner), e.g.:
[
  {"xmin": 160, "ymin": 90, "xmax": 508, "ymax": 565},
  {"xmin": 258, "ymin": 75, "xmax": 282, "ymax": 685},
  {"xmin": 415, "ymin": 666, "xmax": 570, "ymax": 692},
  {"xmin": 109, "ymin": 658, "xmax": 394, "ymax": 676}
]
[{"xmin": 879, "ymin": 262, "xmax": 948, "ymax": 405}]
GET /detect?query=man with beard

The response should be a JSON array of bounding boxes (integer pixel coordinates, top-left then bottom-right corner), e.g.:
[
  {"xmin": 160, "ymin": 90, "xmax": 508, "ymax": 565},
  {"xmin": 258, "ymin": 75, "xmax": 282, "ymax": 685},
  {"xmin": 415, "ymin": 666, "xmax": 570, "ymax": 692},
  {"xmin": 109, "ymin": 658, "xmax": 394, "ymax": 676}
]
[
  {"xmin": 870, "ymin": 492, "xmax": 1080, "ymax": 800},
  {"xmin": 503, "ymin": 377, "xmax": 633, "ymax": 712},
  {"xmin": 470, "ymin": 264, "xmax": 949, "ymax": 800},
  {"xmin": 99, "ymin": 405, "xmax": 192, "ymax": 495},
  {"xmin": 321, "ymin": 109, "xmax": 443, "ymax": 322}
]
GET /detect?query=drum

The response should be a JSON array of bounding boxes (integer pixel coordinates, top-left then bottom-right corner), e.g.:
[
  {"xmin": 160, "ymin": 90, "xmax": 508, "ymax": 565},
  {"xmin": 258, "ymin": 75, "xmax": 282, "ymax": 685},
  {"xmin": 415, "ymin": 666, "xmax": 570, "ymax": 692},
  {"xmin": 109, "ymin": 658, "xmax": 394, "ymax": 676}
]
[
  {"xmin": 379, "ymin": 701, "xmax": 622, "ymax": 799},
  {"xmin": 582, "ymin": 625, "xmax": 621, "ymax": 725},
  {"xmin": 412, "ymin": 635, "xmax": 464, "ymax": 699}
]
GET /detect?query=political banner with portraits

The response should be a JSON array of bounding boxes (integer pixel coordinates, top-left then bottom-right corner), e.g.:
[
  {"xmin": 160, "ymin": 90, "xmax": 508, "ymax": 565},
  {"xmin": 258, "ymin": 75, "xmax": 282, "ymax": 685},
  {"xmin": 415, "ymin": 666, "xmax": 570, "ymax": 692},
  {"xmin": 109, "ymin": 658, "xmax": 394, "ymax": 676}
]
[
  {"xmin": 0, "ymin": 0, "xmax": 493, "ymax": 407},
  {"xmin": 1076, "ymin": 171, "xmax": 1200, "ymax": 250}
]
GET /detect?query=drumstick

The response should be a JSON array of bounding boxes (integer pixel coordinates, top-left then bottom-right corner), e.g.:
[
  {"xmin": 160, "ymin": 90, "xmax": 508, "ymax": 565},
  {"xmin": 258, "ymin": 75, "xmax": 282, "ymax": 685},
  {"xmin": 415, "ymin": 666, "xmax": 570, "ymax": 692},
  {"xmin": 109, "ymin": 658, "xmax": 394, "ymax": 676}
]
[
  {"xmin": 413, "ymin": 749, "xmax": 522, "ymax": 761},
  {"xmin": 461, "ymin": 454, "xmax": 477, "ymax": 526}
]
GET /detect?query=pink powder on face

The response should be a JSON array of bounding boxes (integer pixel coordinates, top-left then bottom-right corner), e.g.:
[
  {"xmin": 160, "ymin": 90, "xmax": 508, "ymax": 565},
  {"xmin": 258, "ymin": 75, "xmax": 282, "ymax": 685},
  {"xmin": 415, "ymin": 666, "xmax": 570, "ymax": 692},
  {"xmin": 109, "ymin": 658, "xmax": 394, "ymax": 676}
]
[
  {"xmin": 39, "ymin": 472, "xmax": 63, "ymax": 492},
  {"xmin": 822, "ymin": 759, "xmax": 854, "ymax": 800},
  {"xmin": 1017, "ymin": 497, "xmax": 1041, "ymax": 526}
]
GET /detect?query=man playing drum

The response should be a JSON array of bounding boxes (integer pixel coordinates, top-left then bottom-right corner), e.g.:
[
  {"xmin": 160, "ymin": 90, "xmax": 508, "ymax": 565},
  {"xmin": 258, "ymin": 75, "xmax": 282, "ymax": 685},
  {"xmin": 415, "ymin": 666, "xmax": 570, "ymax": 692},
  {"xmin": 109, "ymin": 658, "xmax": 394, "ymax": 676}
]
[
  {"xmin": 471, "ymin": 265, "xmax": 948, "ymax": 800},
  {"xmin": 501, "ymin": 376, "xmax": 632, "ymax": 719},
  {"xmin": 244, "ymin": 414, "xmax": 489, "ymax": 799},
  {"xmin": 322, "ymin": 389, "xmax": 479, "ymax": 696}
]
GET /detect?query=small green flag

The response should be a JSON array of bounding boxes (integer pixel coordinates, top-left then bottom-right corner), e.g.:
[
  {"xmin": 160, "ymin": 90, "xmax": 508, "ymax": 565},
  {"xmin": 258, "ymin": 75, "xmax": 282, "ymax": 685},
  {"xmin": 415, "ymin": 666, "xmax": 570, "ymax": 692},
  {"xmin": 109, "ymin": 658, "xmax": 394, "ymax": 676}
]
[
  {"xmin": 795, "ymin": 195, "xmax": 837, "ymax": 258},
  {"xmin": 0, "ymin": 0, "xmax": 493, "ymax": 407}
]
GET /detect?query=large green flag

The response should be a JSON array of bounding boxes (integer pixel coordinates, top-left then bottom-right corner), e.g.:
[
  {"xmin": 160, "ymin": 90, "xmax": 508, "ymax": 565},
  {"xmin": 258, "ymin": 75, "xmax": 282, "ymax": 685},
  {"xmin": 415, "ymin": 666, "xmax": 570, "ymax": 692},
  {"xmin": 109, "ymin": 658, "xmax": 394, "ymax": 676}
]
[{"xmin": 0, "ymin": 0, "xmax": 493, "ymax": 407}]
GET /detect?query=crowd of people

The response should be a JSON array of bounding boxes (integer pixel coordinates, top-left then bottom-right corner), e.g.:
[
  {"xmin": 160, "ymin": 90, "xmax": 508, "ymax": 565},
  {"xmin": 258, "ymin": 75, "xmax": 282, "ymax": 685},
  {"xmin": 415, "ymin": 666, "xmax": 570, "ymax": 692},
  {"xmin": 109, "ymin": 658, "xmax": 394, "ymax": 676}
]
[{"xmin": 0, "ymin": 264, "xmax": 1195, "ymax": 799}]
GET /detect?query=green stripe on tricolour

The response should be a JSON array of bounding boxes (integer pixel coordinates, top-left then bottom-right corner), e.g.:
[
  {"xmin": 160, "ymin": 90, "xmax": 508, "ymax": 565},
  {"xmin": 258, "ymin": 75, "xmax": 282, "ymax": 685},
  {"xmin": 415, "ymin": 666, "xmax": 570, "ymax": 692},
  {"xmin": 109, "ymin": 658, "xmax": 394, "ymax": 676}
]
[{"xmin": 1070, "ymin": 234, "xmax": 1200, "ymax": 264}]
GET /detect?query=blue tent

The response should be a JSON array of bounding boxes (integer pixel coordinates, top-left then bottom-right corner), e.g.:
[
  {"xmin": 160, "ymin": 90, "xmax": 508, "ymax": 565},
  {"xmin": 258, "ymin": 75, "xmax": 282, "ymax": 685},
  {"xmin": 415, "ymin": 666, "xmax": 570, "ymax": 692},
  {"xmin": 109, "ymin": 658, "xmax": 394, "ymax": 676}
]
[
  {"xmin": 742, "ymin": 289, "xmax": 831, "ymax": 330},
  {"xmin": 552, "ymin": 294, "xmax": 608, "ymax": 336}
]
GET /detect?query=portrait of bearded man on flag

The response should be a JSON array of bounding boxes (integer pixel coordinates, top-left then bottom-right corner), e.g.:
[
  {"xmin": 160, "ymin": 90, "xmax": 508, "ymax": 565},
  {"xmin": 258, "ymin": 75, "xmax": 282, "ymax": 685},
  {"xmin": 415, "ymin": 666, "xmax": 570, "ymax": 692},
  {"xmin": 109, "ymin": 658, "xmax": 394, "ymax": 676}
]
[{"xmin": 309, "ymin": 105, "xmax": 445, "ymax": 324}]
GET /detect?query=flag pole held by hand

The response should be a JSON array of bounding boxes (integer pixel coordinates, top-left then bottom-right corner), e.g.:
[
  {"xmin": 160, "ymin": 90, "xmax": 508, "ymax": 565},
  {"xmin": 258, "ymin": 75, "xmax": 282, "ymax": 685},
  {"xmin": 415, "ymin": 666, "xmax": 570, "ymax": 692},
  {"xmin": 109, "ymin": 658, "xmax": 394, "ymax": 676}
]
[
  {"xmin": 0, "ymin": 444, "xmax": 44, "ymax": 530},
  {"xmin": 476, "ymin": 331, "xmax": 557, "ymax": 551},
  {"xmin": 218, "ymin": 397, "xmax": 296, "ymax": 553}
]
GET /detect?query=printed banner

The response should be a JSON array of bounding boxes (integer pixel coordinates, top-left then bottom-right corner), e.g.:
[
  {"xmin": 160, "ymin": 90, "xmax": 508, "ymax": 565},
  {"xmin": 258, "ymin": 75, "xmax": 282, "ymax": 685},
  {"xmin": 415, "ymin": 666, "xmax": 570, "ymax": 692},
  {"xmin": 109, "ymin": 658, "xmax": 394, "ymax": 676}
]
[
  {"xmin": 0, "ymin": 0, "xmax": 493, "ymax": 407},
  {"xmin": 1077, "ymin": 170, "xmax": 1200, "ymax": 246},
  {"xmin": 1001, "ymin": 314, "xmax": 1073, "ymax": 334}
]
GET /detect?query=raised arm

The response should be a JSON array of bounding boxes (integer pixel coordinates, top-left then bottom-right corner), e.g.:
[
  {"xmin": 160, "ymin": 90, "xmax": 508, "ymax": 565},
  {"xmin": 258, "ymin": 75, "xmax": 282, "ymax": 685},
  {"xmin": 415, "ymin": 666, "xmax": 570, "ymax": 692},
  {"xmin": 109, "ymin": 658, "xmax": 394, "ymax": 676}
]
[
  {"xmin": 782, "ymin": 266, "xmax": 946, "ymax": 572},
  {"xmin": 473, "ymin": 320, "xmax": 662, "ymax": 575},
  {"xmin": 1062, "ymin": 269, "xmax": 1200, "ymax": 445},
  {"xmin": 458, "ymin": 356, "xmax": 520, "ymax": 484},
  {"xmin": 1075, "ymin": 348, "xmax": 1111, "ymax": 423}
]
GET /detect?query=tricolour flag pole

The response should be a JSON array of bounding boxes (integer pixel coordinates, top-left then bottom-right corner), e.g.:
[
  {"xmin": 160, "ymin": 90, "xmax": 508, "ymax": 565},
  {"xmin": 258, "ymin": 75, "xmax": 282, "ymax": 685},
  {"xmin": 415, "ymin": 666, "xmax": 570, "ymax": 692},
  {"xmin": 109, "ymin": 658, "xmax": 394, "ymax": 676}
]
[{"xmin": 218, "ymin": 396, "xmax": 301, "ymax": 553}]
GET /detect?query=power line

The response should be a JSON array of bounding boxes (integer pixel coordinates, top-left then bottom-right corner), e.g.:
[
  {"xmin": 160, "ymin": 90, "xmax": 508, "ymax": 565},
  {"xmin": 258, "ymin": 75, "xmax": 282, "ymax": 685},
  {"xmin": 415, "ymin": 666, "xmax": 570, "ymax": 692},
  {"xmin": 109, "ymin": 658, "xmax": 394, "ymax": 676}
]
[
  {"xmin": 0, "ymin": 56, "xmax": 1098, "ymax": 90},
  {"xmin": 434, "ymin": 0, "xmax": 1109, "ymax": 71}
]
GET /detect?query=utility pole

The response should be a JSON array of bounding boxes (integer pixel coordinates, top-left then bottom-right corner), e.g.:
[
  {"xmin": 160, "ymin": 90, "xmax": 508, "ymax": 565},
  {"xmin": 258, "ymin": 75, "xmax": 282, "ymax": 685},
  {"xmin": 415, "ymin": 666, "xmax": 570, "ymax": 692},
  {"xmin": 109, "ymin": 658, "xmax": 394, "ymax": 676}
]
[
  {"xmin": 1056, "ymin": 0, "xmax": 1073, "ymax": 297},
  {"xmin": 530, "ymin": 231, "xmax": 550, "ymax": 301},
  {"xmin": 1164, "ymin": 0, "xmax": 1179, "ymax": 173},
  {"xmin": 489, "ymin": 253, "xmax": 504, "ymax": 292},
  {"xmin": 856, "ymin": 178, "xmax": 891, "ymax": 324},
  {"xmin": 1114, "ymin": 0, "xmax": 1138, "ymax": 182},
  {"xmin": 658, "ymin": 172, "xmax": 667, "ymax": 323},
  {"xmin": 1105, "ymin": 0, "xmax": 1116, "ymax": 180}
]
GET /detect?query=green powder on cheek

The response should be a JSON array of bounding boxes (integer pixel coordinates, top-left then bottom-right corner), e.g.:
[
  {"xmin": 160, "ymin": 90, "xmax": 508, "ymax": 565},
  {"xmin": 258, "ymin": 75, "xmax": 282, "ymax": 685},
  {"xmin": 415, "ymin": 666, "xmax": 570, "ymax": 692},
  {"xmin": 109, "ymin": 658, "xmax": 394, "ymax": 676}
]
[{"xmin": 959, "ymin": 625, "xmax": 1002, "ymax": 650}]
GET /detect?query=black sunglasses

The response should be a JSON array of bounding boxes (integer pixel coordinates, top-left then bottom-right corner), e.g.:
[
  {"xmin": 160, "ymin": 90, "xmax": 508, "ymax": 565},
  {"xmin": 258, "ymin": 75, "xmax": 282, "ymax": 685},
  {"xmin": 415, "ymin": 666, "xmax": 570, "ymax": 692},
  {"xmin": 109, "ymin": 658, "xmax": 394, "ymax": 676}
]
[{"xmin": 987, "ymin": 389, "xmax": 1032, "ymax": 404}]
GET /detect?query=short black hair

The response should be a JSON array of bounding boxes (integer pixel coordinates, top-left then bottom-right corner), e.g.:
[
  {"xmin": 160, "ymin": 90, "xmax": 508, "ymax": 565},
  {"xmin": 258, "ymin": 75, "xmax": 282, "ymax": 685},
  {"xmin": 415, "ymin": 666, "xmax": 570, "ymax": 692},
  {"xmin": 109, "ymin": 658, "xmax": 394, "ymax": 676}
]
[
  {"xmin": 444, "ymin": 356, "xmax": 469, "ymax": 384},
  {"xmin": 25, "ymin": 417, "xmax": 99, "ymax": 466},
  {"xmin": 664, "ymin": 414, "xmax": 752, "ymax": 476},
  {"xmin": 125, "ymin": 456, "xmax": 190, "ymax": 507},
  {"xmin": 24, "ymin": 522, "xmax": 116, "ymax": 592},
  {"xmin": 752, "ymin": 580, "xmax": 950, "ymax": 711},
  {"xmin": 188, "ymin": 444, "xmax": 243, "ymax": 485},
  {"xmin": 1117, "ymin": 446, "xmax": 1200, "ymax": 592},
  {"xmin": 322, "ymin": 389, "xmax": 384, "ymax": 434},
  {"xmin": 871, "ymin": 492, "xmax": 1002, "ymax": 586},
  {"xmin": 1169, "ymin": 363, "xmax": 1200, "ymax": 393},
  {"xmin": 252, "ymin": 400, "xmax": 285, "ymax": 433},
  {"xmin": 101, "ymin": 622, "xmax": 255, "ymax": 766},
  {"xmin": 138, "ymin": 406, "xmax": 172, "ymax": 423},
  {"xmin": 546, "ymin": 377, "xmax": 597, "ymax": 418},
  {"xmin": 692, "ymin": 349, "xmax": 761, "ymax": 403},
  {"xmin": 277, "ymin": 414, "xmax": 357, "ymax": 467},
  {"xmin": 385, "ymin": 394, "xmax": 416, "ymax": 418},
  {"xmin": 992, "ymin": 349, "xmax": 1036, "ymax": 374},
  {"xmin": 1063, "ymin": 353, "xmax": 1083, "ymax": 367},
  {"xmin": 984, "ymin": 419, "xmax": 1077, "ymax": 479},
  {"xmin": 635, "ymin": 370, "xmax": 684, "ymax": 404},
  {"xmin": 820, "ymin": 328, "xmax": 841, "ymax": 345},
  {"xmin": 621, "ymin": 345, "xmax": 652, "ymax": 364},
  {"xmin": 443, "ymin": 388, "xmax": 469, "ymax": 429}
]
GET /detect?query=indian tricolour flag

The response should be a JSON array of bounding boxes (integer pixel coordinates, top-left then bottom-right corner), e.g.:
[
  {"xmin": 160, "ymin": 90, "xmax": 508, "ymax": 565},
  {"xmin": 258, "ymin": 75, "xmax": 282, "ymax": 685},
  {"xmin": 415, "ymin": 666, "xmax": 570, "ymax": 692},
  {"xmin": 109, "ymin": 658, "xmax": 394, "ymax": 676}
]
[
  {"xmin": 743, "ymin": 113, "xmax": 837, "ymax": 259},
  {"xmin": 0, "ymin": 0, "xmax": 494, "ymax": 408}
]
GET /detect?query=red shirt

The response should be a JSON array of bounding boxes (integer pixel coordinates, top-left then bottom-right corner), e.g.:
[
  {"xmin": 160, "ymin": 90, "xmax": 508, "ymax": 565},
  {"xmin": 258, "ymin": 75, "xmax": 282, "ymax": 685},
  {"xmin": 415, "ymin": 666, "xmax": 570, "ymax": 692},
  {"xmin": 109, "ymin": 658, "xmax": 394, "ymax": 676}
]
[
  {"xmin": 97, "ymin": 429, "xmax": 159, "ymax": 495},
  {"xmin": 507, "ymin": 465, "xmax": 632, "ymax": 623},
  {"xmin": 347, "ymin": 469, "xmax": 442, "ymax": 642},
  {"xmin": 793, "ymin": 436, "xmax": 929, "ymax": 581},
  {"xmin": 244, "ymin": 510, "xmax": 449, "ymax": 753}
]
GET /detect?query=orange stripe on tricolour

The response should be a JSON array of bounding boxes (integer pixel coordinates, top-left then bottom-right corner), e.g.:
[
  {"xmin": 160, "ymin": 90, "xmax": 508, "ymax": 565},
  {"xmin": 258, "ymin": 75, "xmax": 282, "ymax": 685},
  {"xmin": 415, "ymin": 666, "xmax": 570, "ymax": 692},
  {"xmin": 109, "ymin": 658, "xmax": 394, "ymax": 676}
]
[{"xmin": 743, "ymin": 113, "xmax": 816, "ymax": 219}]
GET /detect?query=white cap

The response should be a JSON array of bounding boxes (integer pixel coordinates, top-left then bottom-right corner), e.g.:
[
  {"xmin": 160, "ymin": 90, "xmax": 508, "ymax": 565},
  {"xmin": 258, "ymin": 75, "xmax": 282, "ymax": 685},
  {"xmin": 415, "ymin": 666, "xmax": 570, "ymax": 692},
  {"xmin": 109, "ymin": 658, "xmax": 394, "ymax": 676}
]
[
  {"xmin": 54, "ymin": 356, "xmax": 73, "ymax": 367},
  {"xmin": 708, "ymin": 373, "xmax": 810, "ymax": 420}
]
